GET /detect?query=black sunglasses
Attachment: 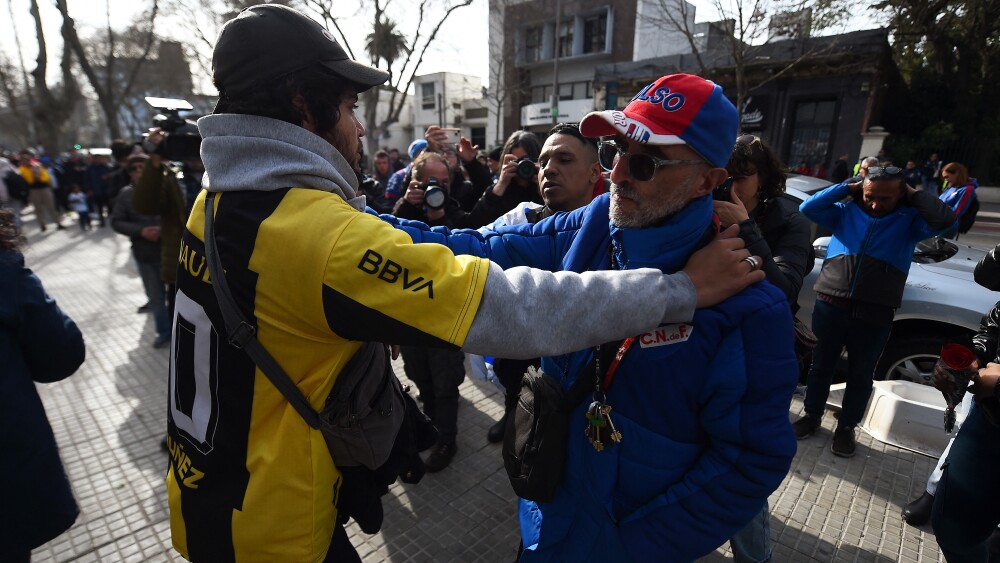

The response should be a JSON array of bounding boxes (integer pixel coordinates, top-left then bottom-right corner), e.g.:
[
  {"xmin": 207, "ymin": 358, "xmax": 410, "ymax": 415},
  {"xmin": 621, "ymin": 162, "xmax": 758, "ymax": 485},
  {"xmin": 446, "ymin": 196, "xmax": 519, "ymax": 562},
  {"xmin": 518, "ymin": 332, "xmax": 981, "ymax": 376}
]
[
  {"xmin": 598, "ymin": 142, "xmax": 705, "ymax": 182},
  {"xmin": 736, "ymin": 134, "xmax": 762, "ymax": 146},
  {"xmin": 867, "ymin": 166, "xmax": 903, "ymax": 180}
]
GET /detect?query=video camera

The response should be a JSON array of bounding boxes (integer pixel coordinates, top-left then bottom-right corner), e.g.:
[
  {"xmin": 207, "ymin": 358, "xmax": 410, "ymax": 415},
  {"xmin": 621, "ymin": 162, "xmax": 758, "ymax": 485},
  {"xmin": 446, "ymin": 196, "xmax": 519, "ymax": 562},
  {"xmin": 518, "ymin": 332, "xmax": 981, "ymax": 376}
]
[{"xmin": 143, "ymin": 97, "xmax": 202, "ymax": 162}]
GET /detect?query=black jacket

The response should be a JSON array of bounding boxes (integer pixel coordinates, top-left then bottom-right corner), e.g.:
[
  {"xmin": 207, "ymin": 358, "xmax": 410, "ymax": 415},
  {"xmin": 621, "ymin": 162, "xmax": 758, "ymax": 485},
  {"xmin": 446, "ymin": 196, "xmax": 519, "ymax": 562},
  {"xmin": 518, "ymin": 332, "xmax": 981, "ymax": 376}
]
[
  {"xmin": 975, "ymin": 243, "xmax": 1000, "ymax": 291},
  {"xmin": 729, "ymin": 194, "xmax": 815, "ymax": 306},
  {"xmin": 110, "ymin": 185, "xmax": 162, "ymax": 264},
  {"xmin": 393, "ymin": 190, "xmax": 508, "ymax": 229},
  {"xmin": 0, "ymin": 251, "xmax": 85, "ymax": 555},
  {"xmin": 971, "ymin": 299, "xmax": 1000, "ymax": 426}
]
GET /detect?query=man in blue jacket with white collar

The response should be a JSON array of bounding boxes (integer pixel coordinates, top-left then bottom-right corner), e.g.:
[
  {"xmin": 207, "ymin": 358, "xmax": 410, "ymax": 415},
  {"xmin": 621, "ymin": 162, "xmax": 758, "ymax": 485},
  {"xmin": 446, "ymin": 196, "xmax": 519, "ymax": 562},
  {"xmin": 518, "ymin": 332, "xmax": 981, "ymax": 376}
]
[
  {"xmin": 796, "ymin": 167, "xmax": 957, "ymax": 457},
  {"xmin": 389, "ymin": 74, "xmax": 798, "ymax": 562}
]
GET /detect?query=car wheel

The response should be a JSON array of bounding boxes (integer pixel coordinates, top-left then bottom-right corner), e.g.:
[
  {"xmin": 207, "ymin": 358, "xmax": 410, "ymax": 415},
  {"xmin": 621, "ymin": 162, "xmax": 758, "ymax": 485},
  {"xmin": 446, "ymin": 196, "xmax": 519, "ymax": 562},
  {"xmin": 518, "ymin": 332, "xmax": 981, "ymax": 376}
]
[{"xmin": 875, "ymin": 336, "xmax": 944, "ymax": 386}]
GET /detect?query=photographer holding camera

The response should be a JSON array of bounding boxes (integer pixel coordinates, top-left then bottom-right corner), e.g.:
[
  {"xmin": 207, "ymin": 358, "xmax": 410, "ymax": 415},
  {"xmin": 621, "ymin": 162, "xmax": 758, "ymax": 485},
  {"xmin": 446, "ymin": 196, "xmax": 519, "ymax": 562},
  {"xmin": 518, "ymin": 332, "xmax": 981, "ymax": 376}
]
[
  {"xmin": 489, "ymin": 130, "xmax": 544, "ymax": 208},
  {"xmin": 133, "ymin": 127, "xmax": 202, "ymax": 320},
  {"xmin": 394, "ymin": 151, "xmax": 509, "ymax": 229}
]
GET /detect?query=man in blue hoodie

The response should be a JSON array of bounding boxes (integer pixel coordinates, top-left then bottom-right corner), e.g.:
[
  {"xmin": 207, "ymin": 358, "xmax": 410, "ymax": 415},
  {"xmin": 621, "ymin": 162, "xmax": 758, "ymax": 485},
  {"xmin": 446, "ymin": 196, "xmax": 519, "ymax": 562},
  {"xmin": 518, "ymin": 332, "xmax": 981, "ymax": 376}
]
[
  {"xmin": 390, "ymin": 74, "xmax": 799, "ymax": 562},
  {"xmin": 796, "ymin": 166, "xmax": 957, "ymax": 457}
]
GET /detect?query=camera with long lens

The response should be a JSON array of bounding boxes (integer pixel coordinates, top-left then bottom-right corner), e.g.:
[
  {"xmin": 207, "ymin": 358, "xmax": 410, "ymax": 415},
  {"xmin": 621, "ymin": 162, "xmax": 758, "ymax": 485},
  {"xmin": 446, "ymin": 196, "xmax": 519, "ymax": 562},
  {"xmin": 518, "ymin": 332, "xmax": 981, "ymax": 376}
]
[
  {"xmin": 419, "ymin": 178, "xmax": 447, "ymax": 210},
  {"xmin": 143, "ymin": 97, "xmax": 202, "ymax": 162},
  {"xmin": 515, "ymin": 156, "xmax": 537, "ymax": 180}
]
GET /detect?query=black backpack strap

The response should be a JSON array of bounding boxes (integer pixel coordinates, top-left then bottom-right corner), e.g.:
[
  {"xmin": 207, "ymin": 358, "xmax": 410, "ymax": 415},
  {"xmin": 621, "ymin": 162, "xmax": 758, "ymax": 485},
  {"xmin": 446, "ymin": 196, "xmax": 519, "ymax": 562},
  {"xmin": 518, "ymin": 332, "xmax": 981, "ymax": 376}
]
[{"xmin": 203, "ymin": 191, "xmax": 323, "ymax": 429}]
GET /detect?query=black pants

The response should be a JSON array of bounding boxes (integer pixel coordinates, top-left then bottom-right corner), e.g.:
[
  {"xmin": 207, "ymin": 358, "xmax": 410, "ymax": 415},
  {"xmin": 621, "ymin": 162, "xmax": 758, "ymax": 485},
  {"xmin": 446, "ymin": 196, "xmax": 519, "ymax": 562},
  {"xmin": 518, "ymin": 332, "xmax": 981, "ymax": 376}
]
[
  {"xmin": 323, "ymin": 523, "xmax": 361, "ymax": 563},
  {"xmin": 400, "ymin": 346, "xmax": 465, "ymax": 442},
  {"xmin": 88, "ymin": 194, "xmax": 110, "ymax": 225}
]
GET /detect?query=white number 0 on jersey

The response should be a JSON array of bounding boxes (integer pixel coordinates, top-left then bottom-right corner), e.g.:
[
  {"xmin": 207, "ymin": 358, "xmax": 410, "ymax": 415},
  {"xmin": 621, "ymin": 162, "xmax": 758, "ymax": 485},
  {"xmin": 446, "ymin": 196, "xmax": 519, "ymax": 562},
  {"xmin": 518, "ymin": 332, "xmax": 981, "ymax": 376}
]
[{"xmin": 168, "ymin": 289, "xmax": 221, "ymax": 454}]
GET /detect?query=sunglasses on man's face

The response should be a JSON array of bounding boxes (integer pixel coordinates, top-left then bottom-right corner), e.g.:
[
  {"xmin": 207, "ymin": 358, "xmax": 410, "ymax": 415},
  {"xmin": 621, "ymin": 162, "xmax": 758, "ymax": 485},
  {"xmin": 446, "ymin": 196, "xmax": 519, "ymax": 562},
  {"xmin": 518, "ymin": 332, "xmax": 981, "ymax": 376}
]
[
  {"xmin": 128, "ymin": 166, "xmax": 144, "ymax": 173},
  {"xmin": 866, "ymin": 166, "xmax": 903, "ymax": 180},
  {"xmin": 598, "ymin": 142, "xmax": 706, "ymax": 182}
]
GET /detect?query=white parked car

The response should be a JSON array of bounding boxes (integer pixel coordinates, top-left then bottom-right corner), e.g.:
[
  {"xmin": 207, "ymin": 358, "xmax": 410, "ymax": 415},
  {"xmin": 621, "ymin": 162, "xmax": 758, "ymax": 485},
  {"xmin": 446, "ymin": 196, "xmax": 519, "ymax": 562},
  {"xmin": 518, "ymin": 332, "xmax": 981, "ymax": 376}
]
[{"xmin": 785, "ymin": 175, "xmax": 998, "ymax": 385}]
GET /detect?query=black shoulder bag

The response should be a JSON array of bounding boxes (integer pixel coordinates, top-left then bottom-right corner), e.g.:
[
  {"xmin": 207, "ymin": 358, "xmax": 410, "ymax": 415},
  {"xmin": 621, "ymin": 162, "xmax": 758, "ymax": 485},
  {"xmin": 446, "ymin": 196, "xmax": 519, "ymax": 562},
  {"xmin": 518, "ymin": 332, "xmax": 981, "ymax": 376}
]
[{"xmin": 502, "ymin": 338, "xmax": 632, "ymax": 503}]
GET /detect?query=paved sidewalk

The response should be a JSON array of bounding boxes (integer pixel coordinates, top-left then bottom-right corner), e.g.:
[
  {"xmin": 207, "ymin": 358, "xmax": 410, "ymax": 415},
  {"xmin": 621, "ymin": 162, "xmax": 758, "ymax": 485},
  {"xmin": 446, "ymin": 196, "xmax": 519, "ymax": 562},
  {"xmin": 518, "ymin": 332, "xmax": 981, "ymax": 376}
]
[{"xmin": 22, "ymin": 217, "xmax": 947, "ymax": 562}]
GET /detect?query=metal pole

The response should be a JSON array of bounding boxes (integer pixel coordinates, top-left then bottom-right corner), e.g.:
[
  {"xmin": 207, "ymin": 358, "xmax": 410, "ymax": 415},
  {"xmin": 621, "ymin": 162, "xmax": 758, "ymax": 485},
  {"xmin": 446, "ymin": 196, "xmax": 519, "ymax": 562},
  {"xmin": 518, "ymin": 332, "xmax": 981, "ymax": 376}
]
[{"xmin": 551, "ymin": 0, "xmax": 561, "ymax": 125}]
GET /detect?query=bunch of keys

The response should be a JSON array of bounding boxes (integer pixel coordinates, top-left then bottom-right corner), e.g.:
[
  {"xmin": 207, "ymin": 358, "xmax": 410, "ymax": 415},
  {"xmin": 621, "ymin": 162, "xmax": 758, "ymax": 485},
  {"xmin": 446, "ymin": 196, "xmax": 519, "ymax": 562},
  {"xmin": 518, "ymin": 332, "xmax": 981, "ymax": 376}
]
[{"xmin": 585, "ymin": 400, "xmax": 622, "ymax": 452}]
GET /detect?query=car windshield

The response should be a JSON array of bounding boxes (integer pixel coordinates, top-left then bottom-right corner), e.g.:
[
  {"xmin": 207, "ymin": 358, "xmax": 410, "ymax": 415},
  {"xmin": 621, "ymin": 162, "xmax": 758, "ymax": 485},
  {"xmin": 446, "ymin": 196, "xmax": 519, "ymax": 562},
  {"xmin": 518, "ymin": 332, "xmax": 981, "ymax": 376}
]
[{"xmin": 912, "ymin": 237, "xmax": 959, "ymax": 264}]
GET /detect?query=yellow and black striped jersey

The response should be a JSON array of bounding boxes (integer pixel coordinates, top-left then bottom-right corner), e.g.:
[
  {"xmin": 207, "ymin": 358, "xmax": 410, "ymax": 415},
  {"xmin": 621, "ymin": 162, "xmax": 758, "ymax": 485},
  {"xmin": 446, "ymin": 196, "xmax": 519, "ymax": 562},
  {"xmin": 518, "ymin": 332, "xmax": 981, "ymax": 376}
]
[{"xmin": 166, "ymin": 187, "xmax": 489, "ymax": 562}]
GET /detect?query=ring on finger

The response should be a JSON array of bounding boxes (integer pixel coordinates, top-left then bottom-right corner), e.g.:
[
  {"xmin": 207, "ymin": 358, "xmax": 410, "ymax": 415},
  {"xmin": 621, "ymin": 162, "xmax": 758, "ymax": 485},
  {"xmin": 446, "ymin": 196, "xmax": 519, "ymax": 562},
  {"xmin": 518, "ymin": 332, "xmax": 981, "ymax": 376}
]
[{"xmin": 742, "ymin": 255, "xmax": 761, "ymax": 272}]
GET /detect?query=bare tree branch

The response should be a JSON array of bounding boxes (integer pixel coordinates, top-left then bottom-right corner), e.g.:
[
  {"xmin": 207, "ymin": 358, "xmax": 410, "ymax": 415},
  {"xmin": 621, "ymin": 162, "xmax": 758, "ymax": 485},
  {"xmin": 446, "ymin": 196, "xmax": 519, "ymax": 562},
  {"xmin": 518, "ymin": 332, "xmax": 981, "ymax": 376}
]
[
  {"xmin": 384, "ymin": 0, "xmax": 473, "ymax": 127},
  {"xmin": 298, "ymin": 0, "xmax": 362, "ymax": 59},
  {"xmin": 54, "ymin": 0, "xmax": 161, "ymax": 139},
  {"xmin": 119, "ymin": 0, "xmax": 161, "ymax": 106}
]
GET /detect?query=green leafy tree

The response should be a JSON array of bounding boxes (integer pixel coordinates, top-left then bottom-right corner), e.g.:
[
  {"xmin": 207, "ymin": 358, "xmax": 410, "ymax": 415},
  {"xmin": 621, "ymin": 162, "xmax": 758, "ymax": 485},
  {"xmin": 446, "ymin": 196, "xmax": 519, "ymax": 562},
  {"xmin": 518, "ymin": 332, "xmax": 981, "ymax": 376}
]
[
  {"xmin": 876, "ymin": 0, "xmax": 1000, "ymax": 180},
  {"xmin": 366, "ymin": 15, "xmax": 410, "ymax": 80}
]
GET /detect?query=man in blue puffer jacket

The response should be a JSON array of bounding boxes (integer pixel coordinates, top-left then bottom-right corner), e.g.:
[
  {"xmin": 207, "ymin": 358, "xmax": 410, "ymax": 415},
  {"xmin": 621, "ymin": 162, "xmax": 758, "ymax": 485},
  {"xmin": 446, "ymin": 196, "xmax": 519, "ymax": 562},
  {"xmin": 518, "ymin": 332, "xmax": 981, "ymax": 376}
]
[
  {"xmin": 385, "ymin": 74, "xmax": 798, "ymax": 562},
  {"xmin": 795, "ymin": 166, "xmax": 957, "ymax": 457}
]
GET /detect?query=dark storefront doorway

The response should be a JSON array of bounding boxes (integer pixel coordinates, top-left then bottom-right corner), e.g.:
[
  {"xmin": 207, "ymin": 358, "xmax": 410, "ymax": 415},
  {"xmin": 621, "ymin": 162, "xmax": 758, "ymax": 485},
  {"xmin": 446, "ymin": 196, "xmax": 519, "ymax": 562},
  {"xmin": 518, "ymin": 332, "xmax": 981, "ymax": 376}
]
[{"xmin": 788, "ymin": 99, "xmax": 836, "ymax": 173}]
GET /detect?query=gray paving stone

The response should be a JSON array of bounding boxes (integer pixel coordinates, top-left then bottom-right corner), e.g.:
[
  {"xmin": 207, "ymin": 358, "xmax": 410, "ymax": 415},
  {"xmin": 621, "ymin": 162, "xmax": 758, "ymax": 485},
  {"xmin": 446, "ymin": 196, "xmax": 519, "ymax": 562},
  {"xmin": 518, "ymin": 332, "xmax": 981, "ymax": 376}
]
[{"xmin": 19, "ymin": 222, "xmax": 948, "ymax": 562}]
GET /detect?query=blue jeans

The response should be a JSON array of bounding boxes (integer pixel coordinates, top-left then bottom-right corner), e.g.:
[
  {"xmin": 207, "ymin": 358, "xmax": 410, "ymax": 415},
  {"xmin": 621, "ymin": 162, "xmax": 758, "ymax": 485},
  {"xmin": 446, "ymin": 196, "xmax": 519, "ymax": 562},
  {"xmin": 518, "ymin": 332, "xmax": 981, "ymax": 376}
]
[
  {"xmin": 730, "ymin": 502, "xmax": 771, "ymax": 562},
  {"xmin": 932, "ymin": 406, "xmax": 1000, "ymax": 562},
  {"xmin": 803, "ymin": 299, "xmax": 893, "ymax": 428},
  {"xmin": 136, "ymin": 259, "xmax": 169, "ymax": 338}
]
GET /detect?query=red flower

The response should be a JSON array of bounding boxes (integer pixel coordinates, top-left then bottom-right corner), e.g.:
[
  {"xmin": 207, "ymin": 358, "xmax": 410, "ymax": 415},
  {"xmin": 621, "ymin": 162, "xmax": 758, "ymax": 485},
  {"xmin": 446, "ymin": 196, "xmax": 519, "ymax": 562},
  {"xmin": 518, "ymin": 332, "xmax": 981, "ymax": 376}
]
[{"xmin": 940, "ymin": 343, "xmax": 977, "ymax": 370}]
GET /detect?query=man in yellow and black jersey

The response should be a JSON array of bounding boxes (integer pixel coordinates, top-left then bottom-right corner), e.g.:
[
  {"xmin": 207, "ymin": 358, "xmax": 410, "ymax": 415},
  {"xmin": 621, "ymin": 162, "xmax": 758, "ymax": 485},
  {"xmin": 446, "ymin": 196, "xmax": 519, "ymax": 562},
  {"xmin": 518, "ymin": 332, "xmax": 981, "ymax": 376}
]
[{"xmin": 166, "ymin": 5, "xmax": 765, "ymax": 562}]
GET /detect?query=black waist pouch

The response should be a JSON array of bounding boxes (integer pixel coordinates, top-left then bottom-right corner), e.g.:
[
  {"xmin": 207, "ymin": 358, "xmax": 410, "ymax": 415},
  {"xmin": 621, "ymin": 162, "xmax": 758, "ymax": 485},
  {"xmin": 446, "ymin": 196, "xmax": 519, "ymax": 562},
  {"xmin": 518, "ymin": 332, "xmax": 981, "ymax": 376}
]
[{"xmin": 502, "ymin": 366, "xmax": 591, "ymax": 503}]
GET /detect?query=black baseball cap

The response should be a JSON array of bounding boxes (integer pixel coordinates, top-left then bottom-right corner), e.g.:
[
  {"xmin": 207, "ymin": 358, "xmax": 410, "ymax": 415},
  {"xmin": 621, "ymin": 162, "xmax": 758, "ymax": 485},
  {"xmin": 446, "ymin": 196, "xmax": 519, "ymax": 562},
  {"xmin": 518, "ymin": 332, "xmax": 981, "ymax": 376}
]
[{"xmin": 213, "ymin": 5, "xmax": 390, "ymax": 96}]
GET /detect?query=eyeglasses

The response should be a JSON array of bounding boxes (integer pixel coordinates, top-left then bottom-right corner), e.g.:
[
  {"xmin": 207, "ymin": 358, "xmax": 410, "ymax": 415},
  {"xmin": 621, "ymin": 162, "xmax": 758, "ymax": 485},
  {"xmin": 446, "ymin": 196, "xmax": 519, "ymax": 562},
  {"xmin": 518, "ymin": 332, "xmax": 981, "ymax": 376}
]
[
  {"xmin": 598, "ymin": 142, "xmax": 706, "ymax": 181},
  {"xmin": 736, "ymin": 134, "xmax": 762, "ymax": 147},
  {"xmin": 128, "ymin": 166, "xmax": 144, "ymax": 173},
  {"xmin": 866, "ymin": 166, "xmax": 903, "ymax": 180}
]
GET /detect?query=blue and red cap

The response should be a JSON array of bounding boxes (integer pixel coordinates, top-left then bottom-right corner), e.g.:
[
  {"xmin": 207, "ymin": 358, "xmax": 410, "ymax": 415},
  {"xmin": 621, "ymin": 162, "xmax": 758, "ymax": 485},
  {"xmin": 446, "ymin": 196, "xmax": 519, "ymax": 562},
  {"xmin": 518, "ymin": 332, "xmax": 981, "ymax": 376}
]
[{"xmin": 580, "ymin": 74, "xmax": 737, "ymax": 168}]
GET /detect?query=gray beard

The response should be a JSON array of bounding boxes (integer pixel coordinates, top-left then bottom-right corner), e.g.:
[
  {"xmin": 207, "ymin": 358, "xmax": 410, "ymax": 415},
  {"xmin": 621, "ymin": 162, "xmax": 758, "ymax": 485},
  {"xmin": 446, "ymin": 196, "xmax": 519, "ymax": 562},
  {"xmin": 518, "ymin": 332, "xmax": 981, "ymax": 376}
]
[{"xmin": 609, "ymin": 174, "xmax": 698, "ymax": 228}]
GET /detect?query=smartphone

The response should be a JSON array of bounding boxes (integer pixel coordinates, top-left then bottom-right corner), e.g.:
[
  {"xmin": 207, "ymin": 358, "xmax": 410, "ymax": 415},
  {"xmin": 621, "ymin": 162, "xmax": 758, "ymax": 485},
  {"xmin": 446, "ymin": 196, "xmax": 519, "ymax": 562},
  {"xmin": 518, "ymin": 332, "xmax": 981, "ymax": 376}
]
[
  {"xmin": 713, "ymin": 177, "xmax": 734, "ymax": 201},
  {"xmin": 439, "ymin": 127, "xmax": 461, "ymax": 144}
]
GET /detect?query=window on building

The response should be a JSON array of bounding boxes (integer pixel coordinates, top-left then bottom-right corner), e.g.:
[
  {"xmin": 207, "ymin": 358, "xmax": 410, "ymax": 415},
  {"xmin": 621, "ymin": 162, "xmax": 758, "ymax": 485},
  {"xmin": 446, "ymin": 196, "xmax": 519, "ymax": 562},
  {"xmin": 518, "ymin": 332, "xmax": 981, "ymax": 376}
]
[
  {"xmin": 557, "ymin": 19, "xmax": 573, "ymax": 58},
  {"xmin": 583, "ymin": 13, "xmax": 608, "ymax": 54},
  {"xmin": 531, "ymin": 85, "xmax": 553, "ymax": 104},
  {"xmin": 572, "ymin": 81, "xmax": 592, "ymax": 99},
  {"xmin": 524, "ymin": 25, "xmax": 543, "ymax": 63},
  {"xmin": 531, "ymin": 86, "xmax": 545, "ymax": 104},
  {"xmin": 471, "ymin": 127, "xmax": 486, "ymax": 149},
  {"xmin": 787, "ymin": 99, "xmax": 837, "ymax": 173},
  {"xmin": 421, "ymin": 83, "xmax": 436, "ymax": 110},
  {"xmin": 558, "ymin": 83, "xmax": 573, "ymax": 101},
  {"xmin": 465, "ymin": 107, "xmax": 488, "ymax": 119}
]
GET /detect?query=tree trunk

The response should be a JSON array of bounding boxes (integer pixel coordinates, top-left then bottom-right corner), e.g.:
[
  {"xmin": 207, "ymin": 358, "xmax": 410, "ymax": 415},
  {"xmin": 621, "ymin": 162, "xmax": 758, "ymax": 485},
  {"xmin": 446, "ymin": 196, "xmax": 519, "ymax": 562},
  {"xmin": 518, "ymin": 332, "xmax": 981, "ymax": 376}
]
[
  {"xmin": 27, "ymin": 0, "xmax": 80, "ymax": 152},
  {"xmin": 54, "ymin": 0, "xmax": 158, "ymax": 142}
]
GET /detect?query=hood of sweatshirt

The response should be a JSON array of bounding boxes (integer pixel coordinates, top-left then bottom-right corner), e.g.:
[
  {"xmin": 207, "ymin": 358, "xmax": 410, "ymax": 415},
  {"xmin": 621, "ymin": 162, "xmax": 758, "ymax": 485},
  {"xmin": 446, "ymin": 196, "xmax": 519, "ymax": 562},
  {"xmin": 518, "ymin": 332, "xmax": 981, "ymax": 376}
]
[{"xmin": 197, "ymin": 114, "xmax": 366, "ymax": 211}]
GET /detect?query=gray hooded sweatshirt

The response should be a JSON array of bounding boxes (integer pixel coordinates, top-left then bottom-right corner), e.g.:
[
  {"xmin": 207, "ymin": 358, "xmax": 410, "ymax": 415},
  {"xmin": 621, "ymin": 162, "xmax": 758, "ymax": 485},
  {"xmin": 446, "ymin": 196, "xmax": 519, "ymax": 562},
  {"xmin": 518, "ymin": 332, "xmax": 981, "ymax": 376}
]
[{"xmin": 198, "ymin": 114, "xmax": 696, "ymax": 359}]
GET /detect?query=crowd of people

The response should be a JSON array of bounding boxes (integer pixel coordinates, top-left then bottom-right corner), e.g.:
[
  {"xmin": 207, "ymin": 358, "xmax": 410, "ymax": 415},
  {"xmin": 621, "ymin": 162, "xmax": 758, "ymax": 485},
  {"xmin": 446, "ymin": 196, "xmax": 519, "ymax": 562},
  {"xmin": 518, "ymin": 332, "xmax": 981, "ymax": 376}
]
[{"xmin": 3, "ymin": 4, "xmax": 998, "ymax": 563}]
